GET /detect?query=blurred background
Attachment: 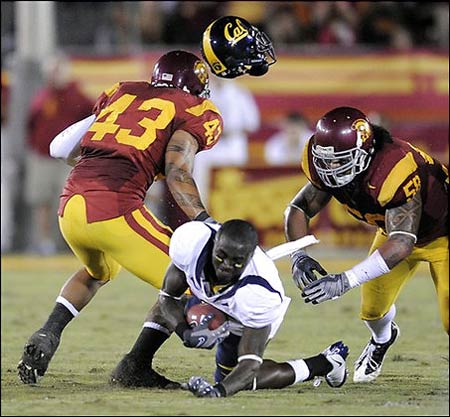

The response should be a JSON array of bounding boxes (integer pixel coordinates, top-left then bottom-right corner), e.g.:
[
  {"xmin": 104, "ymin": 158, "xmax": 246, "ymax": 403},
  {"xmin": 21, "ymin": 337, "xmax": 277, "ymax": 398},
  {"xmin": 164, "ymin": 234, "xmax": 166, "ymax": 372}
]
[{"xmin": 1, "ymin": 1, "xmax": 448, "ymax": 255}]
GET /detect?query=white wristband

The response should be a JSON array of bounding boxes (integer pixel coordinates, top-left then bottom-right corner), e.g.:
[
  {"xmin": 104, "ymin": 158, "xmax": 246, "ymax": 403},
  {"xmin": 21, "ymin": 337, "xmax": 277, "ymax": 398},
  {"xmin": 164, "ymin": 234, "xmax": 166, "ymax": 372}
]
[
  {"xmin": 238, "ymin": 354, "xmax": 263, "ymax": 364},
  {"xmin": 344, "ymin": 250, "xmax": 390, "ymax": 288}
]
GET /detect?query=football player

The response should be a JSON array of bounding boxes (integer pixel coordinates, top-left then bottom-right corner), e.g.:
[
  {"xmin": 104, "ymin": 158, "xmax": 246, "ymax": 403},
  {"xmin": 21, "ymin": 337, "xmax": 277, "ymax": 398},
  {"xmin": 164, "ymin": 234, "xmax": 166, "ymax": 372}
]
[
  {"xmin": 158, "ymin": 219, "xmax": 349, "ymax": 397},
  {"xmin": 17, "ymin": 50, "xmax": 223, "ymax": 387},
  {"xmin": 284, "ymin": 106, "xmax": 448, "ymax": 383},
  {"xmin": 201, "ymin": 15, "xmax": 276, "ymax": 78}
]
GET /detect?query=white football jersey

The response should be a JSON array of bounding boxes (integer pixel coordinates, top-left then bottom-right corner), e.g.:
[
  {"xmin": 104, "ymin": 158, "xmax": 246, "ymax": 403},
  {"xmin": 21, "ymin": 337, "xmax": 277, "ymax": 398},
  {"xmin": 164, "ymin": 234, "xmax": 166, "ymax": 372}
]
[{"xmin": 169, "ymin": 221, "xmax": 291, "ymax": 339}]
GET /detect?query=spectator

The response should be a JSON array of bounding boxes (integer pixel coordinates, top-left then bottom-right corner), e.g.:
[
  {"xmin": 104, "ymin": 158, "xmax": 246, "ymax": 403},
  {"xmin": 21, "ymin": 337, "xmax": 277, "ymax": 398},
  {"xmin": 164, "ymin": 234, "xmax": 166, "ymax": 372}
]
[
  {"xmin": 162, "ymin": 2, "xmax": 224, "ymax": 45},
  {"xmin": 357, "ymin": 4, "xmax": 413, "ymax": 50},
  {"xmin": 316, "ymin": 2, "xmax": 357, "ymax": 46},
  {"xmin": 24, "ymin": 53, "xmax": 94, "ymax": 255},
  {"xmin": 264, "ymin": 4, "xmax": 303, "ymax": 45},
  {"xmin": 1, "ymin": 66, "xmax": 17, "ymax": 253},
  {"xmin": 193, "ymin": 76, "xmax": 260, "ymax": 204},
  {"xmin": 265, "ymin": 112, "xmax": 313, "ymax": 166}
]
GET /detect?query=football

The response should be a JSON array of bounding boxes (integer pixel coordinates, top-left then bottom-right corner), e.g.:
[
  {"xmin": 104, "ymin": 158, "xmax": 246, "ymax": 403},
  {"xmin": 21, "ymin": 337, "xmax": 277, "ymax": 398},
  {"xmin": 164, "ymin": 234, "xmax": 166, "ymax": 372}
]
[{"xmin": 186, "ymin": 302, "xmax": 226, "ymax": 330}]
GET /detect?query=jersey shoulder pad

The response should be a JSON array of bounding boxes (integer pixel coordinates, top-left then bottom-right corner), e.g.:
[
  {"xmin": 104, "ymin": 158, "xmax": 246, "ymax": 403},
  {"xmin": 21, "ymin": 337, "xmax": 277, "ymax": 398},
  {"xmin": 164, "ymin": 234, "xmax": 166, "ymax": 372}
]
[
  {"xmin": 372, "ymin": 141, "xmax": 420, "ymax": 207},
  {"xmin": 169, "ymin": 221, "xmax": 215, "ymax": 269}
]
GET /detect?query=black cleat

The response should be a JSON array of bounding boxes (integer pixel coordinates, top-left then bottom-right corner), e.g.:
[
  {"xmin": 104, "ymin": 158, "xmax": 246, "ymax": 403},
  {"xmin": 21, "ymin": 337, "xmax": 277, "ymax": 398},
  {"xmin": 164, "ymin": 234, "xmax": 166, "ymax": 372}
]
[
  {"xmin": 110, "ymin": 354, "xmax": 180, "ymax": 389},
  {"xmin": 18, "ymin": 330, "xmax": 60, "ymax": 384}
]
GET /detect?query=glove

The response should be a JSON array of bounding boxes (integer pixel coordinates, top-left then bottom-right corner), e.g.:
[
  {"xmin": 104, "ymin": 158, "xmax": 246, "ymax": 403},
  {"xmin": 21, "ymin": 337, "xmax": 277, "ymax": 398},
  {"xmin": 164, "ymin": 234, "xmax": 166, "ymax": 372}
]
[
  {"xmin": 301, "ymin": 273, "xmax": 351, "ymax": 304},
  {"xmin": 183, "ymin": 314, "xmax": 230, "ymax": 349},
  {"xmin": 291, "ymin": 249, "xmax": 328, "ymax": 291},
  {"xmin": 187, "ymin": 376, "xmax": 226, "ymax": 398}
]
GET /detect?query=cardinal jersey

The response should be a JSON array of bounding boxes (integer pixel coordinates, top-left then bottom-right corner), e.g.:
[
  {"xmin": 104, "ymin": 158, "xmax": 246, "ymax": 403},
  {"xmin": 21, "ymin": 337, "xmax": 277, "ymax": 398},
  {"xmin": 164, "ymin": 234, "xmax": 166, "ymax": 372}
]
[
  {"xmin": 58, "ymin": 82, "xmax": 223, "ymax": 223},
  {"xmin": 169, "ymin": 222, "xmax": 291, "ymax": 338},
  {"xmin": 302, "ymin": 137, "xmax": 448, "ymax": 246}
]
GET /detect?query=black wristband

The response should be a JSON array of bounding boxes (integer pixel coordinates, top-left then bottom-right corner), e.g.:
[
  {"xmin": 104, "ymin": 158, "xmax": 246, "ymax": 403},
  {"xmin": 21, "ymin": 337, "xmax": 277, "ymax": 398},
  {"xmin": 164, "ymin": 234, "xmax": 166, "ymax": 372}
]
[
  {"xmin": 175, "ymin": 322, "xmax": 190, "ymax": 340},
  {"xmin": 291, "ymin": 249, "xmax": 307, "ymax": 260},
  {"xmin": 213, "ymin": 382, "xmax": 227, "ymax": 397},
  {"xmin": 194, "ymin": 211, "xmax": 210, "ymax": 222}
]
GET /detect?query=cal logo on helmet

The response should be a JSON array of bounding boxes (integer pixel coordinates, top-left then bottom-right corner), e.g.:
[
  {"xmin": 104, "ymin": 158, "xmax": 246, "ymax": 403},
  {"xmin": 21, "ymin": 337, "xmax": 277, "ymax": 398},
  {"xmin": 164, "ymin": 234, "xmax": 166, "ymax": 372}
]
[{"xmin": 224, "ymin": 18, "xmax": 249, "ymax": 45}]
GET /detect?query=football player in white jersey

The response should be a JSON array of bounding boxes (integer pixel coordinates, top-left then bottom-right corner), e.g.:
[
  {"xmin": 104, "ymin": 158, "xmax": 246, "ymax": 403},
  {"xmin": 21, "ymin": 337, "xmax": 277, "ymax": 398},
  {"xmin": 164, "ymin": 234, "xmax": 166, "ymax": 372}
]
[{"xmin": 159, "ymin": 219, "xmax": 349, "ymax": 398}]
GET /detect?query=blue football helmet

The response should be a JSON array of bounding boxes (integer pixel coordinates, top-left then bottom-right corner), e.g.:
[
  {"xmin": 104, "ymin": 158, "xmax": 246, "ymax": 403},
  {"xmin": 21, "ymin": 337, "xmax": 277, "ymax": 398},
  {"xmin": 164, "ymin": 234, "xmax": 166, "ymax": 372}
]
[{"xmin": 202, "ymin": 16, "xmax": 276, "ymax": 79}]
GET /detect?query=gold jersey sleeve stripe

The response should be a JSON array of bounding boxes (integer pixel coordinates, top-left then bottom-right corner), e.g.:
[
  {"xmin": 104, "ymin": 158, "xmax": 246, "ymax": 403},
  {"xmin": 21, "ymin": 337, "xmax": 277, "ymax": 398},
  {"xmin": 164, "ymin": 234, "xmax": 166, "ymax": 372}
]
[
  {"xmin": 185, "ymin": 99, "xmax": 221, "ymax": 117},
  {"xmin": 377, "ymin": 152, "xmax": 418, "ymax": 206}
]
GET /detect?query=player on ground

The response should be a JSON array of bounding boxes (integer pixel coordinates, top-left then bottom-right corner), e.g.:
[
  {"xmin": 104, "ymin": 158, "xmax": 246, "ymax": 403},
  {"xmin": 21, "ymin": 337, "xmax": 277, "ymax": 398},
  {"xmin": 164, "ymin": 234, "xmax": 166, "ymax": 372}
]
[
  {"xmin": 201, "ymin": 16, "xmax": 276, "ymax": 79},
  {"xmin": 17, "ymin": 50, "xmax": 223, "ymax": 387},
  {"xmin": 158, "ymin": 219, "xmax": 349, "ymax": 397},
  {"xmin": 284, "ymin": 106, "xmax": 448, "ymax": 383}
]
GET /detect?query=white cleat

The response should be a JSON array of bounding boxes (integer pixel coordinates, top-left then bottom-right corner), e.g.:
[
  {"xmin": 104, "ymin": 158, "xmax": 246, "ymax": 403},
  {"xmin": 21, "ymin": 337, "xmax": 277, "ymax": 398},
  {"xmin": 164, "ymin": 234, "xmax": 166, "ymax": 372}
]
[
  {"xmin": 353, "ymin": 322, "xmax": 400, "ymax": 383},
  {"xmin": 322, "ymin": 340, "xmax": 349, "ymax": 388}
]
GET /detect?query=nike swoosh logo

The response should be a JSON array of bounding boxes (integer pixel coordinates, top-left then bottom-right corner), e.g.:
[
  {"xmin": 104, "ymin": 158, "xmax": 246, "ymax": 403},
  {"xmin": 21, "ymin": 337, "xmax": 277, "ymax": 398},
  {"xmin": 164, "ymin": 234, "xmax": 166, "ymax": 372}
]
[
  {"xmin": 196, "ymin": 337, "xmax": 206, "ymax": 347},
  {"xmin": 368, "ymin": 183, "xmax": 376, "ymax": 189},
  {"xmin": 332, "ymin": 358, "xmax": 344, "ymax": 366}
]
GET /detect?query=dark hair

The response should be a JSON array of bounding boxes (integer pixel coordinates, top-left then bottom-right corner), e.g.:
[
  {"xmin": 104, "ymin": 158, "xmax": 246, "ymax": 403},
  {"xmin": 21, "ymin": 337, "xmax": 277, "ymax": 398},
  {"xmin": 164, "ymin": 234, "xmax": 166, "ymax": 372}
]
[
  {"xmin": 371, "ymin": 123, "xmax": 393, "ymax": 151},
  {"xmin": 218, "ymin": 219, "xmax": 258, "ymax": 249}
]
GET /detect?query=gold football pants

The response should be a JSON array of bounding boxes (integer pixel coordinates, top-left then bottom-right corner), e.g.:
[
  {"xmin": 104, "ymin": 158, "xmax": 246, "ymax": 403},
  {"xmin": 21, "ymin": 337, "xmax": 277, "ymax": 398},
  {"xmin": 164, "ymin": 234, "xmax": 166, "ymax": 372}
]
[
  {"xmin": 361, "ymin": 229, "xmax": 449, "ymax": 334},
  {"xmin": 58, "ymin": 194, "xmax": 172, "ymax": 288}
]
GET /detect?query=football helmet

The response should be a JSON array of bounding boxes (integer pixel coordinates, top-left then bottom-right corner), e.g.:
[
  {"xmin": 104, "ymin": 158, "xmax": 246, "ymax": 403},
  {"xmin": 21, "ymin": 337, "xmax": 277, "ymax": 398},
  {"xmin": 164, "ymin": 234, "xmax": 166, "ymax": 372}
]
[
  {"xmin": 202, "ymin": 16, "xmax": 276, "ymax": 79},
  {"xmin": 311, "ymin": 107, "xmax": 375, "ymax": 188},
  {"xmin": 151, "ymin": 50, "xmax": 210, "ymax": 98}
]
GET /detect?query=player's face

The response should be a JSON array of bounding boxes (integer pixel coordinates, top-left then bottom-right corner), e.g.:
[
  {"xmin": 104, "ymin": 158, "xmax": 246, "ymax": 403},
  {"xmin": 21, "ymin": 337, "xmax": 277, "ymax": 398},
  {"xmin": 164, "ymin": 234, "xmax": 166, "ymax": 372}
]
[{"xmin": 212, "ymin": 236, "xmax": 254, "ymax": 286}]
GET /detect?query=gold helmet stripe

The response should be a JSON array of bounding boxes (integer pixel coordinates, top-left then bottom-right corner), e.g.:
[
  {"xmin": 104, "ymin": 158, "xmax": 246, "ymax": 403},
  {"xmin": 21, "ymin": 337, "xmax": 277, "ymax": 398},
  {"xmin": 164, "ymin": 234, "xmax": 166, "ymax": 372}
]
[{"xmin": 202, "ymin": 21, "xmax": 227, "ymax": 75}]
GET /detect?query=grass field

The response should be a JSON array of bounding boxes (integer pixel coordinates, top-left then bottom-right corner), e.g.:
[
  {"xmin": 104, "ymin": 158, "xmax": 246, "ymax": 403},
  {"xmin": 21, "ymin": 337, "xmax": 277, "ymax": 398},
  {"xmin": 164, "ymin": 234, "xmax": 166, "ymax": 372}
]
[{"xmin": 1, "ymin": 253, "xmax": 448, "ymax": 416}]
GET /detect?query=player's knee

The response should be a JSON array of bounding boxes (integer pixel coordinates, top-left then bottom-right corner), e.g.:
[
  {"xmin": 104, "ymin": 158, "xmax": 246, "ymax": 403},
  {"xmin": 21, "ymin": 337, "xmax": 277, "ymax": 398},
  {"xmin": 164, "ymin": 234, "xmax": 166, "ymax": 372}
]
[{"xmin": 360, "ymin": 308, "xmax": 389, "ymax": 321}]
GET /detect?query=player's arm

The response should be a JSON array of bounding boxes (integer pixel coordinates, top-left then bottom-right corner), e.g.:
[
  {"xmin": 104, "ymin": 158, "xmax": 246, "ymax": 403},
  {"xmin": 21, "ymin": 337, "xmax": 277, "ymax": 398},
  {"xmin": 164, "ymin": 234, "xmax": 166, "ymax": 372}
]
[
  {"xmin": 165, "ymin": 130, "xmax": 211, "ymax": 221},
  {"xmin": 377, "ymin": 191, "xmax": 421, "ymax": 267},
  {"xmin": 220, "ymin": 325, "xmax": 271, "ymax": 396},
  {"xmin": 49, "ymin": 114, "xmax": 96, "ymax": 166},
  {"xmin": 187, "ymin": 325, "xmax": 270, "ymax": 397},
  {"xmin": 284, "ymin": 182, "xmax": 332, "ymax": 290},
  {"xmin": 159, "ymin": 262, "xmax": 229, "ymax": 349},
  {"xmin": 158, "ymin": 262, "xmax": 189, "ymax": 331},
  {"xmin": 302, "ymin": 192, "xmax": 422, "ymax": 304},
  {"xmin": 284, "ymin": 181, "xmax": 331, "ymax": 240}
]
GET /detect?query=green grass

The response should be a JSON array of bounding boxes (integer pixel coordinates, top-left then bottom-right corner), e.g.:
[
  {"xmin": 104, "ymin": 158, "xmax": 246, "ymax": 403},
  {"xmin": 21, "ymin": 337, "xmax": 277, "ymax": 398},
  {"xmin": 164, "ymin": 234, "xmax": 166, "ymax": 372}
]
[{"xmin": 1, "ymin": 254, "xmax": 448, "ymax": 416}]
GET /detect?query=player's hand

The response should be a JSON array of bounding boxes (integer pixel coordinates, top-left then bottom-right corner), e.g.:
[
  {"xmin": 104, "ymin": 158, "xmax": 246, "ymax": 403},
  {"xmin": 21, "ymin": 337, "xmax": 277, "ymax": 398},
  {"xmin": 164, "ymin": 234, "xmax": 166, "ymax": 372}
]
[
  {"xmin": 291, "ymin": 249, "xmax": 328, "ymax": 290},
  {"xmin": 187, "ymin": 376, "xmax": 225, "ymax": 398},
  {"xmin": 301, "ymin": 273, "xmax": 351, "ymax": 304},
  {"xmin": 183, "ymin": 314, "xmax": 230, "ymax": 349}
]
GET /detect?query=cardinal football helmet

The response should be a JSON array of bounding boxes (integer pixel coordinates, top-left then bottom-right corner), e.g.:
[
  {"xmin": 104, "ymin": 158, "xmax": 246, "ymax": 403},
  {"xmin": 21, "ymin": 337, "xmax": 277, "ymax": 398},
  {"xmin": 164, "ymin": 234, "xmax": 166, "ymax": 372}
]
[
  {"xmin": 312, "ymin": 107, "xmax": 375, "ymax": 188},
  {"xmin": 151, "ymin": 50, "xmax": 210, "ymax": 98},
  {"xmin": 202, "ymin": 16, "xmax": 276, "ymax": 79}
]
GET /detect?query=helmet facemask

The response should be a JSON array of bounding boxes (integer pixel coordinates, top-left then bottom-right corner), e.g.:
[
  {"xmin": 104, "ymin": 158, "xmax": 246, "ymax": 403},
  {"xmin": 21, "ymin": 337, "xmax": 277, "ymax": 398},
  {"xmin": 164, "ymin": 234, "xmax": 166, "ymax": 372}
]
[{"xmin": 312, "ymin": 144, "xmax": 372, "ymax": 188}]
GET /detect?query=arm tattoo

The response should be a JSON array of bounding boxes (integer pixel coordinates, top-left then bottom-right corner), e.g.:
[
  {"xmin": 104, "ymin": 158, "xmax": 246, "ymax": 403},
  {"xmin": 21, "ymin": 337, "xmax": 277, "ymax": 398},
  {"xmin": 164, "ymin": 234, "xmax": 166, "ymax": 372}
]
[
  {"xmin": 165, "ymin": 163, "xmax": 195, "ymax": 185},
  {"xmin": 386, "ymin": 191, "xmax": 422, "ymax": 236},
  {"xmin": 292, "ymin": 183, "xmax": 331, "ymax": 219},
  {"xmin": 166, "ymin": 143, "xmax": 185, "ymax": 153}
]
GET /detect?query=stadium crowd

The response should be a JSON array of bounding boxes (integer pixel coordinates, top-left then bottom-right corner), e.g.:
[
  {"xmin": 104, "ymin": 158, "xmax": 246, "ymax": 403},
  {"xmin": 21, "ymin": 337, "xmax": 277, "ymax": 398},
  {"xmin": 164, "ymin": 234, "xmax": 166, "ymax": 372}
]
[{"xmin": 1, "ymin": 1, "xmax": 448, "ymax": 57}]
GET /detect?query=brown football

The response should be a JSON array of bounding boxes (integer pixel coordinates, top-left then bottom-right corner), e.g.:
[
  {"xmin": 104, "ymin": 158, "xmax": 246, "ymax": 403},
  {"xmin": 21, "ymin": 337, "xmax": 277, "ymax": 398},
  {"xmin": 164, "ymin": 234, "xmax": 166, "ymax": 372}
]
[{"xmin": 186, "ymin": 303, "xmax": 226, "ymax": 330}]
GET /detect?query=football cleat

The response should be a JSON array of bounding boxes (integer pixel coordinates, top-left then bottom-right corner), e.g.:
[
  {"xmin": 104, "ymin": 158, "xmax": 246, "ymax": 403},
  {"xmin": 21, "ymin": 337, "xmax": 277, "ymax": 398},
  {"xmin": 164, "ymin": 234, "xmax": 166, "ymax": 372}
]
[
  {"xmin": 17, "ymin": 329, "xmax": 60, "ymax": 384},
  {"xmin": 110, "ymin": 353, "xmax": 180, "ymax": 389},
  {"xmin": 353, "ymin": 321, "xmax": 400, "ymax": 383},
  {"xmin": 322, "ymin": 340, "xmax": 349, "ymax": 388}
]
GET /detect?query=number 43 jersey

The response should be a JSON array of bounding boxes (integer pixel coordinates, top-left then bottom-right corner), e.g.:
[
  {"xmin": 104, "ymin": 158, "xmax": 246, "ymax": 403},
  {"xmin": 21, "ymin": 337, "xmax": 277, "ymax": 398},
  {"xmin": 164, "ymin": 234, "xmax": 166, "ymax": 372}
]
[{"xmin": 59, "ymin": 82, "xmax": 223, "ymax": 223}]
